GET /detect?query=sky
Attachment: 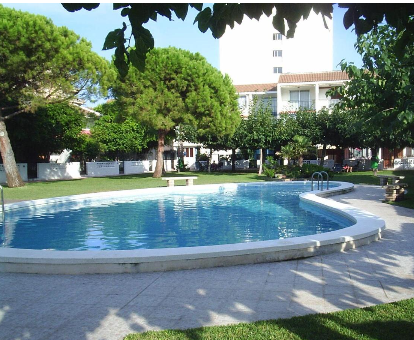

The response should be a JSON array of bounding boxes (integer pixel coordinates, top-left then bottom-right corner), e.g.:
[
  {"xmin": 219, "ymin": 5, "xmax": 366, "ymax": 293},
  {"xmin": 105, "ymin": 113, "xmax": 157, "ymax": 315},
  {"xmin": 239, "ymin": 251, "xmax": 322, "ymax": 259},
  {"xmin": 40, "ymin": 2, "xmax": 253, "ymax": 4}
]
[{"xmin": 2, "ymin": 2, "xmax": 363, "ymax": 107}]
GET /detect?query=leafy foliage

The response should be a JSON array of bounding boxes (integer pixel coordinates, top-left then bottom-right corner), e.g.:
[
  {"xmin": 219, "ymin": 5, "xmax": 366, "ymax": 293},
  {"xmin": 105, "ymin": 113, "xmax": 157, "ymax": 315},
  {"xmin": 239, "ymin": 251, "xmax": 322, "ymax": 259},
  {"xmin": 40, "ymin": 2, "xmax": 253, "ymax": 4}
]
[
  {"xmin": 334, "ymin": 25, "xmax": 414, "ymax": 150},
  {"xmin": 112, "ymin": 47, "xmax": 239, "ymax": 177},
  {"xmin": 0, "ymin": 4, "xmax": 113, "ymax": 114},
  {"xmin": 0, "ymin": 5, "xmax": 114, "ymax": 187},
  {"xmin": 6, "ymin": 103, "xmax": 86, "ymax": 162},
  {"xmin": 91, "ymin": 101, "xmax": 156, "ymax": 160},
  {"xmin": 63, "ymin": 3, "xmax": 414, "ymax": 77}
]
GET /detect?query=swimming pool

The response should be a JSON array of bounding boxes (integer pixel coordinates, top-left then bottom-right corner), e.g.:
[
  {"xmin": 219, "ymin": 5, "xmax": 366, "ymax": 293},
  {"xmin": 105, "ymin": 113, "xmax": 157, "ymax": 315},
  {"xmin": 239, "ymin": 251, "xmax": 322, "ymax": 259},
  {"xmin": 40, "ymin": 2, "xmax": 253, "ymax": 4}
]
[
  {"xmin": 1, "ymin": 182, "xmax": 353, "ymax": 251},
  {"xmin": 0, "ymin": 181, "xmax": 385, "ymax": 274}
]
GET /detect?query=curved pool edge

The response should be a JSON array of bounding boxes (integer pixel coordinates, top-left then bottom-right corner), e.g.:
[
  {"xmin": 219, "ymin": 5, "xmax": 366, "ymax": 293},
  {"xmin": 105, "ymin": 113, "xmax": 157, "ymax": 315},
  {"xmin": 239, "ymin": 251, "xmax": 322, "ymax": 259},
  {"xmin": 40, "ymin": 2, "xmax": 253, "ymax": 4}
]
[{"xmin": 0, "ymin": 181, "xmax": 385, "ymax": 274}]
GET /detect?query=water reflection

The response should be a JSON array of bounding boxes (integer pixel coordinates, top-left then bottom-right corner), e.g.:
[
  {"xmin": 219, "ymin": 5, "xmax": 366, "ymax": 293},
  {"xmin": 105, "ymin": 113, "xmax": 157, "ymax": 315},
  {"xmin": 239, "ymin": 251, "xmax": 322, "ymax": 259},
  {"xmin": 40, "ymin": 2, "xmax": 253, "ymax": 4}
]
[{"xmin": 1, "ymin": 183, "xmax": 353, "ymax": 251}]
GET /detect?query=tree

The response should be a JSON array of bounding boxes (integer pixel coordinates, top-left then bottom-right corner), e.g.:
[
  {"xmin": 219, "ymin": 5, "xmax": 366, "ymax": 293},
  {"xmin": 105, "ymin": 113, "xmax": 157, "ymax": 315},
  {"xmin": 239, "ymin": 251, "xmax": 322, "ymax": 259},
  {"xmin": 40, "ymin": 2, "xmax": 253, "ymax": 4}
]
[
  {"xmin": 63, "ymin": 3, "xmax": 414, "ymax": 76},
  {"xmin": 295, "ymin": 108, "xmax": 361, "ymax": 166},
  {"xmin": 242, "ymin": 97, "xmax": 276, "ymax": 175},
  {"xmin": 112, "ymin": 47, "xmax": 239, "ymax": 178},
  {"xmin": 337, "ymin": 25, "xmax": 414, "ymax": 129},
  {"xmin": 91, "ymin": 101, "xmax": 157, "ymax": 160},
  {"xmin": 334, "ymin": 25, "xmax": 414, "ymax": 159},
  {"xmin": 6, "ymin": 103, "xmax": 86, "ymax": 163},
  {"xmin": 0, "ymin": 5, "xmax": 113, "ymax": 187},
  {"xmin": 281, "ymin": 135, "xmax": 312, "ymax": 167}
]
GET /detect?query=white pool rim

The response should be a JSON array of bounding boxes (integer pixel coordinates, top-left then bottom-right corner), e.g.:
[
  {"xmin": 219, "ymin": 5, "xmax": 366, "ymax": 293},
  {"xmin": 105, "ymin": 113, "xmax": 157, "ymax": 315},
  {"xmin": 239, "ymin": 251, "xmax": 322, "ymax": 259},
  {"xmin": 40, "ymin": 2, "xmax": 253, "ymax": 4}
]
[{"xmin": 0, "ymin": 181, "xmax": 385, "ymax": 274}]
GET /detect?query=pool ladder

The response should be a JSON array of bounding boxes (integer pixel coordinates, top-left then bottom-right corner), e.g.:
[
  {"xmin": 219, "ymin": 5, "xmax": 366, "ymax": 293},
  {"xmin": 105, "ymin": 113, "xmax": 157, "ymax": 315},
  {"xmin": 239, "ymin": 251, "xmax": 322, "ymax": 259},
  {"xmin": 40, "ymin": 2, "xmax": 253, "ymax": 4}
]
[{"xmin": 311, "ymin": 171, "xmax": 329, "ymax": 191}]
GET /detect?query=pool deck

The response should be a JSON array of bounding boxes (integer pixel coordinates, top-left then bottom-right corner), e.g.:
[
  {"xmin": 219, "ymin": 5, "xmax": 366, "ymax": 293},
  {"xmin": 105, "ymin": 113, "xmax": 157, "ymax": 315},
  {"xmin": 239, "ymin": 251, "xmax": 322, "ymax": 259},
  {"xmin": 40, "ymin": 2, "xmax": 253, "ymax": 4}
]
[{"xmin": 1, "ymin": 184, "xmax": 414, "ymax": 340}]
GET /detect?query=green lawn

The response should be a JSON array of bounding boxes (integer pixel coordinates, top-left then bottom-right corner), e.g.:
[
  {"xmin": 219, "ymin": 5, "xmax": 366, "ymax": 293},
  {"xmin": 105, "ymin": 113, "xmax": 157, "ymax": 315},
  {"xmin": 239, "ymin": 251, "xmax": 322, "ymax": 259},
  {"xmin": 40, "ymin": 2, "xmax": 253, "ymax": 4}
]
[
  {"xmin": 2, "ymin": 172, "xmax": 263, "ymax": 201},
  {"xmin": 3, "ymin": 169, "xmax": 413, "ymax": 209},
  {"xmin": 124, "ymin": 298, "xmax": 414, "ymax": 340}
]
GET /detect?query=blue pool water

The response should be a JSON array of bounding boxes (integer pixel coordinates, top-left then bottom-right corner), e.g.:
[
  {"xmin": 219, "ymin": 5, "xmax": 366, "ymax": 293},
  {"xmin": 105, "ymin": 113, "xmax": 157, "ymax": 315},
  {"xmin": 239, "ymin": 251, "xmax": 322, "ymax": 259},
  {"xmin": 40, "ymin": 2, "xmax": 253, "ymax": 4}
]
[{"xmin": 1, "ymin": 182, "xmax": 353, "ymax": 251}]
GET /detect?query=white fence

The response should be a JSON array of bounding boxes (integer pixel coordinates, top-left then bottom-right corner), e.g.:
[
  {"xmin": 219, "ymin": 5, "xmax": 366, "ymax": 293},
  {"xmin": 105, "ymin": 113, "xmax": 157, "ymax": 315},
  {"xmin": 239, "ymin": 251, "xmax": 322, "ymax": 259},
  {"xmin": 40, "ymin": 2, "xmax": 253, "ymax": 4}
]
[
  {"xmin": 37, "ymin": 162, "xmax": 81, "ymax": 181},
  {"xmin": 394, "ymin": 157, "xmax": 414, "ymax": 170},
  {"xmin": 221, "ymin": 160, "xmax": 250, "ymax": 170},
  {"xmin": 303, "ymin": 159, "xmax": 335, "ymax": 169},
  {"xmin": 0, "ymin": 163, "xmax": 28, "ymax": 183},
  {"xmin": 86, "ymin": 161, "xmax": 120, "ymax": 177},
  {"xmin": 124, "ymin": 160, "xmax": 151, "ymax": 174}
]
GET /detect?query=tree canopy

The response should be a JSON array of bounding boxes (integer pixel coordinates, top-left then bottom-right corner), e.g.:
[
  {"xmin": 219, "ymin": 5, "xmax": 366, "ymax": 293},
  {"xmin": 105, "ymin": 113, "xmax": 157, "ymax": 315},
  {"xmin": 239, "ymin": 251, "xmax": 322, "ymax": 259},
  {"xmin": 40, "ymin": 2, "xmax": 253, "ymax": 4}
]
[
  {"xmin": 335, "ymin": 25, "xmax": 414, "ymax": 152},
  {"xmin": 63, "ymin": 3, "xmax": 414, "ymax": 77},
  {"xmin": 112, "ymin": 47, "xmax": 239, "ymax": 177},
  {"xmin": 91, "ymin": 101, "xmax": 157, "ymax": 160},
  {"xmin": 6, "ymin": 103, "xmax": 86, "ymax": 163},
  {"xmin": 0, "ymin": 5, "xmax": 113, "ymax": 187},
  {"xmin": 239, "ymin": 97, "xmax": 276, "ymax": 174}
]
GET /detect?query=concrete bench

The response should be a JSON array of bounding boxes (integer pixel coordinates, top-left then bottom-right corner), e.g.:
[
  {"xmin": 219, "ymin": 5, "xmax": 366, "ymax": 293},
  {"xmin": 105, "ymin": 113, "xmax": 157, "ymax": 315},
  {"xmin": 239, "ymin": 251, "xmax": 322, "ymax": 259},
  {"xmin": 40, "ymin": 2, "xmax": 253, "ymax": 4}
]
[
  {"xmin": 161, "ymin": 176, "xmax": 197, "ymax": 187},
  {"xmin": 384, "ymin": 183, "xmax": 408, "ymax": 202},
  {"xmin": 377, "ymin": 175, "xmax": 405, "ymax": 186}
]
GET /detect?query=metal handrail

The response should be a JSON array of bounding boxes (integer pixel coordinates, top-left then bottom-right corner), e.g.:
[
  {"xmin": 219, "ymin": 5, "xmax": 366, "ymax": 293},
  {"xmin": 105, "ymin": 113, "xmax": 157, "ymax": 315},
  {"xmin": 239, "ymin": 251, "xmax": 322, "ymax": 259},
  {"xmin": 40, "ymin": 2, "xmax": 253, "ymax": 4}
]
[
  {"xmin": 320, "ymin": 171, "xmax": 330, "ymax": 190},
  {"xmin": 311, "ymin": 171, "xmax": 330, "ymax": 191},
  {"xmin": 311, "ymin": 172, "xmax": 323, "ymax": 191}
]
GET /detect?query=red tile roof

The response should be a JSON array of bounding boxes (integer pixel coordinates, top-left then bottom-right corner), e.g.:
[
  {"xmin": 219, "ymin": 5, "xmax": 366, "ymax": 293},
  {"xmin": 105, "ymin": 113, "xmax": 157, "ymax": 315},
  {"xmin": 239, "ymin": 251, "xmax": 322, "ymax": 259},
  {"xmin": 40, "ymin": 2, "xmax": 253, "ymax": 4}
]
[
  {"xmin": 234, "ymin": 83, "xmax": 278, "ymax": 93},
  {"xmin": 278, "ymin": 71, "xmax": 349, "ymax": 83},
  {"xmin": 234, "ymin": 72, "xmax": 349, "ymax": 93}
]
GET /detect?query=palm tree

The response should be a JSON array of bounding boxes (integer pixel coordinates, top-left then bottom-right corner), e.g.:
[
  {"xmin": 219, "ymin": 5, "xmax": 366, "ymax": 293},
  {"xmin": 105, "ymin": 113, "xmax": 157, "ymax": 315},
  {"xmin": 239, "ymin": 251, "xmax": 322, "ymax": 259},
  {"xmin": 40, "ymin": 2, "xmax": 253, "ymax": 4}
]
[
  {"xmin": 292, "ymin": 135, "xmax": 312, "ymax": 167},
  {"xmin": 281, "ymin": 135, "xmax": 312, "ymax": 167}
]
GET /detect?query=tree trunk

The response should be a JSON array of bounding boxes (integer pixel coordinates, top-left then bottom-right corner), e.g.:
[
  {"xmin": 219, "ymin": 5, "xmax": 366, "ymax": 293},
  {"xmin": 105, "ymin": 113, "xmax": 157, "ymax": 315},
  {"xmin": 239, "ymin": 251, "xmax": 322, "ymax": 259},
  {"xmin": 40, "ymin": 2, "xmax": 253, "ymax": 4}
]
[
  {"xmin": 320, "ymin": 143, "xmax": 327, "ymax": 167},
  {"xmin": 231, "ymin": 148, "xmax": 236, "ymax": 172},
  {"xmin": 299, "ymin": 155, "xmax": 304, "ymax": 167},
  {"xmin": 208, "ymin": 148, "xmax": 213, "ymax": 173},
  {"xmin": 0, "ymin": 120, "xmax": 24, "ymax": 187},
  {"xmin": 153, "ymin": 129, "xmax": 167, "ymax": 178},
  {"xmin": 258, "ymin": 148, "xmax": 263, "ymax": 175}
]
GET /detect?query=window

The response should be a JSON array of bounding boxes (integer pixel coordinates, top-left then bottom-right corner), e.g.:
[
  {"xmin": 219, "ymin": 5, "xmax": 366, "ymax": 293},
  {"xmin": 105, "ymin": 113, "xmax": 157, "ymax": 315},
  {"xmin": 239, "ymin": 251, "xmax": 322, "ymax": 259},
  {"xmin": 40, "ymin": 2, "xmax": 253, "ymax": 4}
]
[
  {"xmin": 273, "ymin": 50, "xmax": 282, "ymax": 57},
  {"xmin": 289, "ymin": 90, "xmax": 311, "ymax": 109},
  {"xmin": 238, "ymin": 96, "xmax": 247, "ymax": 109},
  {"xmin": 184, "ymin": 148, "xmax": 194, "ymax": 158},
  {"xmin": 273, "ymin": 67, "xmax": 282, "ymax": 74},
  {"xmin": 273, "ymin": 33, "xmax": 282, "ymax": 40},
  {"xmin": 262, "ymin": 97, "xmax": 277, "ymax": 116}
]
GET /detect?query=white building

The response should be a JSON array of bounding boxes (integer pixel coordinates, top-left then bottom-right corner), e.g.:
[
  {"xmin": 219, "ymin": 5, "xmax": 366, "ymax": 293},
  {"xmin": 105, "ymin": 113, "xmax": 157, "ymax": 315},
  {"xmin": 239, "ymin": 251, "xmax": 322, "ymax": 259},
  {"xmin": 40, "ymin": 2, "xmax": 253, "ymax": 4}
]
[
  {"xmin": 236, "ymin": 71, "xmax": 349, "ymax": 118},
  {"xmin": 219, "ymin": 10, "xmax": 333, "ymax": 85}
]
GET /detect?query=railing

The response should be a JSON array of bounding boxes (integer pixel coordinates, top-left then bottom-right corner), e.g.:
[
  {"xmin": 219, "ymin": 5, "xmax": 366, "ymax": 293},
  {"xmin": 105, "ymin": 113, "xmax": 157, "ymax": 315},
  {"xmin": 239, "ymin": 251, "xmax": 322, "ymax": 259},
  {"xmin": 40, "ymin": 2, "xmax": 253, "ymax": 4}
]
[
  {"xmin": 282, "ymin": 100, "xmax": 314, "ymax": 111},
  {"xmin": 311, "ymin": 171, "xmax": 329, "ymax": 191},
  {"xmin": 0, "ymin": 184, "xmax": 4, "ymax": 217}
]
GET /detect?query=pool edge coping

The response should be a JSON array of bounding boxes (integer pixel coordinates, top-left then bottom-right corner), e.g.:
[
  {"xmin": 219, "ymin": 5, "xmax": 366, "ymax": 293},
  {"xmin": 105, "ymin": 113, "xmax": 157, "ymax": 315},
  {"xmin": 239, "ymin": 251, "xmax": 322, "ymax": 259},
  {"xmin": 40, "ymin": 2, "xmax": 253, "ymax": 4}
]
[{"xmin": 0, "ymin": 181, "xmax": 386, "ymax": 274}]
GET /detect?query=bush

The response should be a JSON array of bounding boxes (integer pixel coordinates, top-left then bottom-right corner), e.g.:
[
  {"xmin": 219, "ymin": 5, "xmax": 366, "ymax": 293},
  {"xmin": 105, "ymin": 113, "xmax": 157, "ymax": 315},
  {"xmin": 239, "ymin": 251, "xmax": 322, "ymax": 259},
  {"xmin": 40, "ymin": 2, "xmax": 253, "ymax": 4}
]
[
  {"xmin": 263, "ymin": 156, "xmax": 279, "ymax": 178},
  {"xmin": 270, "ymin": 163, "xmax": 334, "ymax": 180}
]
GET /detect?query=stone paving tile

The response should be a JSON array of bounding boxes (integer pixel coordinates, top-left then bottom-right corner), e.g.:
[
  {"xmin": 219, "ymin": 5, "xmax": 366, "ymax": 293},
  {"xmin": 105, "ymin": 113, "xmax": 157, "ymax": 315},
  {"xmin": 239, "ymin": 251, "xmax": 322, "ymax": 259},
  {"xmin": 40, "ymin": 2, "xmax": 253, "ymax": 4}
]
[
  {"xmin": 6, "ymin": 327, "xmax": 57, "ymax": 340},
  {"xmin": 263, "ymin": 281, "xmax": 295, "ymax": 293}
]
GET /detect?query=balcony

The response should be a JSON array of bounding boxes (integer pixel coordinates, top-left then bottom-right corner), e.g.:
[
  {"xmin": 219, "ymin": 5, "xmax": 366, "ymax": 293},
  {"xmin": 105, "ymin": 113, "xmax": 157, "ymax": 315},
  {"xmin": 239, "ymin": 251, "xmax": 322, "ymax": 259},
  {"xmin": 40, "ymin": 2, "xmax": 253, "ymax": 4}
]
[{"xmin": 281, "ymin": 100, "xmax": 314, "ymax": 112}]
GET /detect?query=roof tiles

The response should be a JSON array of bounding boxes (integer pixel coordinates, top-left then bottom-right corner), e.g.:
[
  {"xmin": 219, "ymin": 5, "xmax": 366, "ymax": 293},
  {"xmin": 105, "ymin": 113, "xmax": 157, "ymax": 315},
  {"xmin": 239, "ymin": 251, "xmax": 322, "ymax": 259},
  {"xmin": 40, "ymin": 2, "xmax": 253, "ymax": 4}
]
[{"xmin": 234, "ymin": 71, "xmax": 349, "ymax": 93}]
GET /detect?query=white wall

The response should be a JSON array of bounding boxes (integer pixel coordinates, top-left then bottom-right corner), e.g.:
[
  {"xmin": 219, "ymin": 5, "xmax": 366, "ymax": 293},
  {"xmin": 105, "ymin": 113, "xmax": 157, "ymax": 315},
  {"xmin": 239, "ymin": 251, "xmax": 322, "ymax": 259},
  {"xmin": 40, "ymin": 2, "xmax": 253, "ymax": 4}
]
[
  {"xmin": 37, "ymin": 162, "xmax": 81, "ymax": 181},
  {"xmin": 0, "ymin": 163, "xmax": 28, "ymax": 184},
  {"xmin": 219, "ymin": 10, "xmax": 333, "ymax": 85},
  {"xmin": 124, "ymin": 161, "xmax": 151, "ymax": 174},
  {"xmin": 86, "ymin": 162, "xmax": 120, "ymax": 177}
]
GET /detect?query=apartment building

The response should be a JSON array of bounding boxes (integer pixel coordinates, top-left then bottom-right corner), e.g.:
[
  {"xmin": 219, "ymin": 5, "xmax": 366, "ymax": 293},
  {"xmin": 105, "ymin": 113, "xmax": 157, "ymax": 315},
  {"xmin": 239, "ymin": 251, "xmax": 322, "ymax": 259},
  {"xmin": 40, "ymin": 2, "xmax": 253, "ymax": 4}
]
[{"xmin": 219, "ymin": 10, "xmax": 333, "ymax": 85}]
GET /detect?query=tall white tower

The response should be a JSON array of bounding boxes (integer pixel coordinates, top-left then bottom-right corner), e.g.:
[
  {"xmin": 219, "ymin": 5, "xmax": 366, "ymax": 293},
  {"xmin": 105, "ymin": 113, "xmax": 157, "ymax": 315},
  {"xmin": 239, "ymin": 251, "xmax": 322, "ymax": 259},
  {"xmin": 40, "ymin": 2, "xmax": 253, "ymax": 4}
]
[{"xmin": 219, "ymin": 10, "xmax": 333, "ymax": 85}]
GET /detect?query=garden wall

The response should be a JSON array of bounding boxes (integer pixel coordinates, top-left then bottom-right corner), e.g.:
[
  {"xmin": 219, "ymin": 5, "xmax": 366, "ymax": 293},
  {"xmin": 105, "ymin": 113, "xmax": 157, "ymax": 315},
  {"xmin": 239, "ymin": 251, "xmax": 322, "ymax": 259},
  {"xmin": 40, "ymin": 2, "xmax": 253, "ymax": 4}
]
[
  {"xmin": 0, "ymin": 163, "xmax": 28, "ymax": 184},
  {"xmin": 37, "ymin": 162, "xmax": 81, "ymax": 181}
]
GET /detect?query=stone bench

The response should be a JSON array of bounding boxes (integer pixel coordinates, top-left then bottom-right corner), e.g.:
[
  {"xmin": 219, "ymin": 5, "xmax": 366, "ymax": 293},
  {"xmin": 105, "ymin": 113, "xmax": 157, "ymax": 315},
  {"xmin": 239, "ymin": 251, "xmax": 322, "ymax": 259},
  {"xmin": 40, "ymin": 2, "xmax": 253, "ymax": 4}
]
[
  {"xmin": 384, "ymin": 183, "xmax": 408, "ymax": 202},
  {"xmin": 161, "ymin": 176, "xmax": 198, "ymax": 187},
  {"xmin": 377, "ymin": 175, "xmax": 405, "ymax": 186}
]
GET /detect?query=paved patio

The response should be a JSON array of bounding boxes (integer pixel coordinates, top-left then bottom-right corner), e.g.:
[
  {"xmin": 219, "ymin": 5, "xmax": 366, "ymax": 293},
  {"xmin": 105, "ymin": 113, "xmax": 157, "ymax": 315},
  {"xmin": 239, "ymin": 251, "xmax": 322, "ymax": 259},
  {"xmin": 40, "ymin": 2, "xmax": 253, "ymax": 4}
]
[{"xmin": 1, "ymin": 184, "xmax": 413, "ymax": 340}]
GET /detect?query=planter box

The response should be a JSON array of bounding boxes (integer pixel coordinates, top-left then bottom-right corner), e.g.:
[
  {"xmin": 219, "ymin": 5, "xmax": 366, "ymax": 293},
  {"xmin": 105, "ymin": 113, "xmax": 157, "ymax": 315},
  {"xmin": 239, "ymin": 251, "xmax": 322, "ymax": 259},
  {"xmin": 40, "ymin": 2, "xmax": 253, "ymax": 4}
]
[
  {"xmin": 86, "ymin": 162, "xmax": 119, "ymax": 177},
  {"xmin": 37, "ymin": 162, "xmax": 81, "ymax": 181},
  {"xmin": 0, "ymin": 163, "xmax": 28, "ymax": 183}
]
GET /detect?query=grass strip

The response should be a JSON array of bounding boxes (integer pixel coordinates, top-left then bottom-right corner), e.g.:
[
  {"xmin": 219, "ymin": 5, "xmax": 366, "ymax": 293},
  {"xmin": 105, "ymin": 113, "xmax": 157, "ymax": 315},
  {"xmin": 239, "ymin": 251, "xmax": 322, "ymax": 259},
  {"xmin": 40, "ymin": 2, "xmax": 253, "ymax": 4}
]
[{"xmin": 124, "ymin": 298, "xmax": 414, "ymax": 340}]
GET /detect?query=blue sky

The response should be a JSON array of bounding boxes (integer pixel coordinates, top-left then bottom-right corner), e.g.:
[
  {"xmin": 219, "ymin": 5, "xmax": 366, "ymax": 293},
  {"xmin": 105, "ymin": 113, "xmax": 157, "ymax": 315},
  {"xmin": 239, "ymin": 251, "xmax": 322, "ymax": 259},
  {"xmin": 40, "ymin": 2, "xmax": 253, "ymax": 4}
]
[{"xmin": 2, "ymin": 2, "xmax": 363, "ymax": 71}]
